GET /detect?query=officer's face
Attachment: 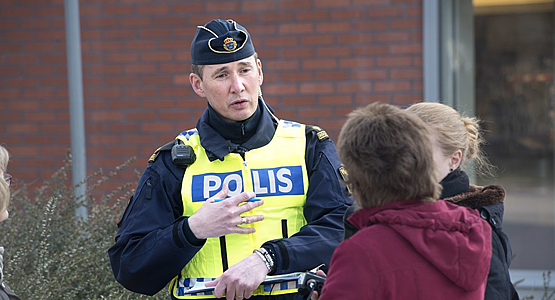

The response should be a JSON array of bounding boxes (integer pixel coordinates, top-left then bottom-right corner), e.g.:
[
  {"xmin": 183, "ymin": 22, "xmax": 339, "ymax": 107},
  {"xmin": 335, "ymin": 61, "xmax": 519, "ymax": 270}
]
[{"xmin": 190, "ymin": 55, "xmax": 263, "ymax": 122}]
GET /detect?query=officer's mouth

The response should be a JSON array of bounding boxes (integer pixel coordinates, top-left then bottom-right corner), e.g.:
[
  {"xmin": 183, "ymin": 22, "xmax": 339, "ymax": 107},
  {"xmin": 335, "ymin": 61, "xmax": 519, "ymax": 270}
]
[{"xmin": 230, "ymin": 99, "xmax": 249, "ymax": 109}]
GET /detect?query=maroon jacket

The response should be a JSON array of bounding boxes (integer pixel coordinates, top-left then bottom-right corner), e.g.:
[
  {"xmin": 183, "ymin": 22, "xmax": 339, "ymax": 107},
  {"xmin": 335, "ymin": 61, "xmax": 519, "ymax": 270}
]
[{"xmin": 319, "ymin": 199, "xmax": 492, "ymax": 300}]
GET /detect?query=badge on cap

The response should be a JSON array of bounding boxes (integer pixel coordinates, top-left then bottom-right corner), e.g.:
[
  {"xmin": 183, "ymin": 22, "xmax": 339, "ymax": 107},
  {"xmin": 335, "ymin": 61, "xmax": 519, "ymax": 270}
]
[
  {"xmin": 224, "ymin": 37, "xmax": 237, "ymax": 51},
  {"xmin": 191, "ymin": 19, "xmax": 256, "ymax": 65}
]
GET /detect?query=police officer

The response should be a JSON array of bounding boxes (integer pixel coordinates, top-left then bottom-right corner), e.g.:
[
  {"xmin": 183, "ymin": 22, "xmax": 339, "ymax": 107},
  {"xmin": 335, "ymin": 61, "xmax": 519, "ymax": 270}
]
[{"xmin": 109, "ymin": 19, "xmax": 352, "ymax": 300}]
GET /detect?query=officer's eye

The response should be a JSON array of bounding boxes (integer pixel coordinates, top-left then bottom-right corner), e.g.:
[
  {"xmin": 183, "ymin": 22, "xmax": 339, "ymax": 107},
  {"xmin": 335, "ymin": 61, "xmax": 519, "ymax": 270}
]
[
  {"xmin": 214, "ymin": 73, "xmax": 228, "ymax": 79},
  {"xmin": 240, "ymin": 68, "xmax": 252, "ymax": 74}
]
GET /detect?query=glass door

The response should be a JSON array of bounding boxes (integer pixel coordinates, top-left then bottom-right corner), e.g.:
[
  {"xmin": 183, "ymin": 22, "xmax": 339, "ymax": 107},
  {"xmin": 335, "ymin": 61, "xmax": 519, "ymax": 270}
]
[{"xmin": 474, "ymin": 0, "xmax": 554, "ymax": 271}]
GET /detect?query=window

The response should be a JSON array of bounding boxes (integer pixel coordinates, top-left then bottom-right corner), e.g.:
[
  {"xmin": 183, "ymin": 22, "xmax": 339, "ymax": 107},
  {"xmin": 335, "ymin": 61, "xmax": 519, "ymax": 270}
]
[
  {"xmin": 474, "ymin": 0, "xmax": 554, "ymax": 270},
  {"xmin": 424, "ymin": 0, "xmax": 554, "ymax": 296}
]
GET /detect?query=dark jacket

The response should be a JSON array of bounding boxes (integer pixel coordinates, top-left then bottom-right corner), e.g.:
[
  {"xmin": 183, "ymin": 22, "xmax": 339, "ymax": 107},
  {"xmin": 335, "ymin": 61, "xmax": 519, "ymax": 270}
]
[
  {"xmin": 343, "ymin": 169, "xmax": 519, "ymax": 300},
  {"xmin": 0, "ymin": 285, "xmax": 20, "ymax": 300},
  {"xmin": 442, "ymin": 170, "xmax": 520, "ymax": 300},
  {"xmin": 108, "ymin": 99, "xmax": 352, "ymax": 298},
  {"xmin": 0, "ymin": 248, "xmax": 20, "ymax": 300},
  {"xmin": 322, "ymin": 199, "xmax": 492, "ymax": 300}
]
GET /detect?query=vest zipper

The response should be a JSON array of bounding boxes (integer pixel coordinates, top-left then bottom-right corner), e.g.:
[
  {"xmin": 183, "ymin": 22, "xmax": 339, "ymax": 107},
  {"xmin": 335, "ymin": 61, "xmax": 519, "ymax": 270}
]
[
  {"xmin": 240, "ymin": 150, "xmax": 257, "ymax": 253},
  {"xmin": 237, "ymin": 146, "xmax": 248, "ymax": 171},
  {"xmin": 222, "ymin": 147, "xmax": 248, "ymax": 273}
]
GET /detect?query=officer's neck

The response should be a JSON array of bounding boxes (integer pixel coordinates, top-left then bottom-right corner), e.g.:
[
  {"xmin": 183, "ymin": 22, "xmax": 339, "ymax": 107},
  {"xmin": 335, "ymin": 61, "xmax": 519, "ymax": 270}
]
[{"xmin": 207, "ymin": 102, "xmax": 261, "ymax": 146}]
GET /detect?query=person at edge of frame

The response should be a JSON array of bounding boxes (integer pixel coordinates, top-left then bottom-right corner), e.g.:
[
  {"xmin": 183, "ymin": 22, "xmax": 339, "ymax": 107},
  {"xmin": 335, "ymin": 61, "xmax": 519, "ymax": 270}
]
[
  {"xmin": 108, "ymin": 19, "xmax": 352, "ymax": 300},
  {"xmin": 0, "ymin": 146, "xmax": 22, "ymax": 300}
]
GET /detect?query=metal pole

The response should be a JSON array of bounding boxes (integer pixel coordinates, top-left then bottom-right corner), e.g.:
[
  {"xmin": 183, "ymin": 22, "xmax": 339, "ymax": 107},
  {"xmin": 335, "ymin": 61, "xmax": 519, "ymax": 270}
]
[
  {"xmin": 423, "ymin": 0, "xmax": 440, "ymax": 103},
  {"xmin": 552, "ymin": 0, "xmax": 555, "ymax": 270},
  {"xmin": 64, "ymin": 0, "xmax": 87, "ymax": 219}
]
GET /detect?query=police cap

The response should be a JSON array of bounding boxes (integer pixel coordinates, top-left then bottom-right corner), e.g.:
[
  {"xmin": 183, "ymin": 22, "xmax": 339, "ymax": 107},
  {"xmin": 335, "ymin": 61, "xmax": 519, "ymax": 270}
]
[{"xmin": 191, "ymin": 19, "xmax": 255, "ymax": 65}]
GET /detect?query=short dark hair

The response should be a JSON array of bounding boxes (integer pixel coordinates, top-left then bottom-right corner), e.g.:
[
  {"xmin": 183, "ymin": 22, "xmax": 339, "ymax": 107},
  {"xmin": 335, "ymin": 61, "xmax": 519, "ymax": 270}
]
[
  {"xmin": 337, "ymin": 103, "xmax": 441, "ymax": 208},
  {"xmin": 190, "ymin": 64, "xmax": 205, "ymax": 80}
]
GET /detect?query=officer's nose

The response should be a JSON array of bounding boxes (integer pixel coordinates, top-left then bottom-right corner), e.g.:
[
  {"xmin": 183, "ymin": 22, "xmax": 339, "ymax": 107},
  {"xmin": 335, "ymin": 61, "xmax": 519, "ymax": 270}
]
[{"xmin": 230, "ymin": 73, "xmax": 245, "ymax": 94}]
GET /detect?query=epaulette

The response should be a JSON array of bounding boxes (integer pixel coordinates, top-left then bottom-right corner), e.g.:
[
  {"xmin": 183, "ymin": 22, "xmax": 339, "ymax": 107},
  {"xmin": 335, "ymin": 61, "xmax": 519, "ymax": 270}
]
[
  {"xmin": 338, "ymin": 166, "xmax": 352, "ymax": 196},
  {"xmin": 306, "ymin": 125, "xmax": 329, "ymax": 142},
  {"xmin": 148, "ymin": 140, "xmax": 175, "ymax": 164}
]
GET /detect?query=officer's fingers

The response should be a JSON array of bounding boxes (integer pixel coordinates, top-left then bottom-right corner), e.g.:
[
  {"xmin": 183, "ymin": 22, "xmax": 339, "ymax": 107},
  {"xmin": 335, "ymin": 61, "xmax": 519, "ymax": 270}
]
[
  {"xmin": 208, "ymin": 184, "xmax": 229, "ymax": 203},
  {"xmin": 213, "ymin": 280, "xmax": 226, "ymax": 298},
  {"xmin": 239, "ymin": 199, "xmax": 264, "ymax": 214},
  {"xmin": 241, "ymin": 215, "xmax": 264, "ymax": 225},
  {"xmin": 224, "ymin": 284, "xmax": 237, "ymax": 300},
  {"xmin": 228, "ymin": 191, "xmax": 256, "ymax": 205},
  {"xmin": 311, "ymin": 291, "xmax": 319, "ymax": 300},
  {"xmin": 205, "ymin": 277, "xmax": 219, "ymax": 287}
]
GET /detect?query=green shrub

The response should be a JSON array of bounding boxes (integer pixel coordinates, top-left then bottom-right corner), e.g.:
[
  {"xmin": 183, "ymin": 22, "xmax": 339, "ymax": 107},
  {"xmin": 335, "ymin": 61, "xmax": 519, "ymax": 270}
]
[{"xmin": 0, "ymin": 155, "xmax": 168, "ymax": 299}]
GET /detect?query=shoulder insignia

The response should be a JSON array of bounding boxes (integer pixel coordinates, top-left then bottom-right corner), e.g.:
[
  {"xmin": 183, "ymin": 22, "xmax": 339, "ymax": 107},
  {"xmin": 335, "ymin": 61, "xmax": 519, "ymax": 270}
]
[
  {"xmin": 306, "ymin": 125, "xmax": 329, "ymax": 141},
  {"xmin": 316, "ymin": 130, "xmax": 329, "ymax": 141},
  {"xmin": 338, "ymin": 166, "xmax": 352, "ymax": 196},
  {"xmin": 338, "ymin": 166, "xmax": 348, "ymax": 182},
  {"xmin": 148, "ymin": 140, "xmax": 175, "ymax": 164},
  {"xmin": 148, "ymin": 147, "xmax": 162, "ymax": 164}
]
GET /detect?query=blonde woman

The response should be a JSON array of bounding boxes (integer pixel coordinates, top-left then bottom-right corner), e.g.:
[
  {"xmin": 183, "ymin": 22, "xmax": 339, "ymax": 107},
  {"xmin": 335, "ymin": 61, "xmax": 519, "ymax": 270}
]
[
  {"xmin": 0, "ymin": 145, "xmax": 21, "ymax": 300},
  {"xmin": 406, "ymin": 102, "xmax": 519, "ymax": 300}
]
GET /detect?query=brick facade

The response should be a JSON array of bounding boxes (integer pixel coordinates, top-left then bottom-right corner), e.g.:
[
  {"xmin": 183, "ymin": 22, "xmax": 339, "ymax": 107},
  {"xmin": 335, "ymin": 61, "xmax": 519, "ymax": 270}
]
[{"xmin": 0, "ymin": 0, "xmax": 423, "ymax": 196}]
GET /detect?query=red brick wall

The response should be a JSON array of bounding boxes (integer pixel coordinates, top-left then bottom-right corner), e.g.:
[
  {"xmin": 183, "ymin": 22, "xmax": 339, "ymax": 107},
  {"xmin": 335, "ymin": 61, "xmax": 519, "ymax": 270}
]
[{"xmin": 0, "ymin": 0, "xmax": 423, "ymax": 196}]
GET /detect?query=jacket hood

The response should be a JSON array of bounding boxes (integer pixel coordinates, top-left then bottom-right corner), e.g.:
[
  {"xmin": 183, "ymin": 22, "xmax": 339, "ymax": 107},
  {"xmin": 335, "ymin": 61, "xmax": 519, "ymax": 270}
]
[
  {"xmin": 348, "ymin": 199, "xmax": 492, "ymax": 291},
  {"xmin": 445, "ymin": 184, "xmax": 505, "ymax": 209}
]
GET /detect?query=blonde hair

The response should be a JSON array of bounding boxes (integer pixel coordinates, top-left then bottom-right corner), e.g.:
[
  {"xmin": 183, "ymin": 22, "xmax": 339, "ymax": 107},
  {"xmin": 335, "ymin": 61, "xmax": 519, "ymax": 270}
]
[
  {"xmin": 0, "ymin": 146, "xmax": 10, "ymax": 214},
  {"xmin": 337, "ymin": 103, "xmax": 441, "ymax": 209},
  {"xmin": 406, "ymin": 102, "xmax": 493, "ymax": 177}
]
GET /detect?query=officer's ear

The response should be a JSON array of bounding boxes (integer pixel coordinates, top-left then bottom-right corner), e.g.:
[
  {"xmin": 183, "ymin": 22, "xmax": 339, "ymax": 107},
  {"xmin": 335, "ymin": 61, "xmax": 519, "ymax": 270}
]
[
  {"xmin": 256, "ymin": 58, "xmax": 263, "ymax": 87},
  {"xmin": 190, "ymin": 73, "xmax": 205, "ymax": 98}
]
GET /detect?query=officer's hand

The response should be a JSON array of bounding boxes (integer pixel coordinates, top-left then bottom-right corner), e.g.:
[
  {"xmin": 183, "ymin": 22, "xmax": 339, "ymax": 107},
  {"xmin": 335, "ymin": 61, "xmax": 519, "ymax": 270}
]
[
  {"xmin": 311, "ymin": 290, "xmax": 319, "ymax": 300},
  {"xmin": 205, "ymin": 253, "xmax": 267, "ymax": 300},
  {"xmin": 310, "ymin": 270, "xmax": 327, "ymax": 300},
  {"xmin": 188, "ymin": 184, "xmax": 264, "ymax": 239}
]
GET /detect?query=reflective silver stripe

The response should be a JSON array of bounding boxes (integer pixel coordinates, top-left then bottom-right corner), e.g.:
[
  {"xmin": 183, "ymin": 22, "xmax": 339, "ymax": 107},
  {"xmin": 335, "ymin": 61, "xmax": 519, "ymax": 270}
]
[
  {"xmin": 176, "ymin": 277, "xmax": 215, "ymax": 297},
  {"xmin": 176, "ymin": 277, "xmax": 298, "ymax": 297}
]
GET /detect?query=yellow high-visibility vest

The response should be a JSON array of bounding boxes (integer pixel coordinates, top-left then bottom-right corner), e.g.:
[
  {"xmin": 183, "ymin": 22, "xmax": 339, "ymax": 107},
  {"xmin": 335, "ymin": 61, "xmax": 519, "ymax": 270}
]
[{"xmin": 170, "ymin": 120, "xmax": 309, "ymax": 299}]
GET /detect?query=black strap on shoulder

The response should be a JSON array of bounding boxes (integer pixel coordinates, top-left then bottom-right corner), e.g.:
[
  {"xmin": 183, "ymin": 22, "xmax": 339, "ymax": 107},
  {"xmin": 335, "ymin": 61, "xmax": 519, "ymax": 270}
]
[
  {"xmin": 160, "ymin": 140, "xmax": 176, "ymax": 151},
  {"xmin": 148, "ymin": 140, "xmax": 176, "ymax": 164}
]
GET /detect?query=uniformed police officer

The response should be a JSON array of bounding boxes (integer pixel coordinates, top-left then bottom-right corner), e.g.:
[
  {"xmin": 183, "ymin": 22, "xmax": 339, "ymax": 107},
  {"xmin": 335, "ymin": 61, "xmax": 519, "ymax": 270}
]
[{"xmin": 108, "ymin": 19, "xmax": 352, "ymax": 300}]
